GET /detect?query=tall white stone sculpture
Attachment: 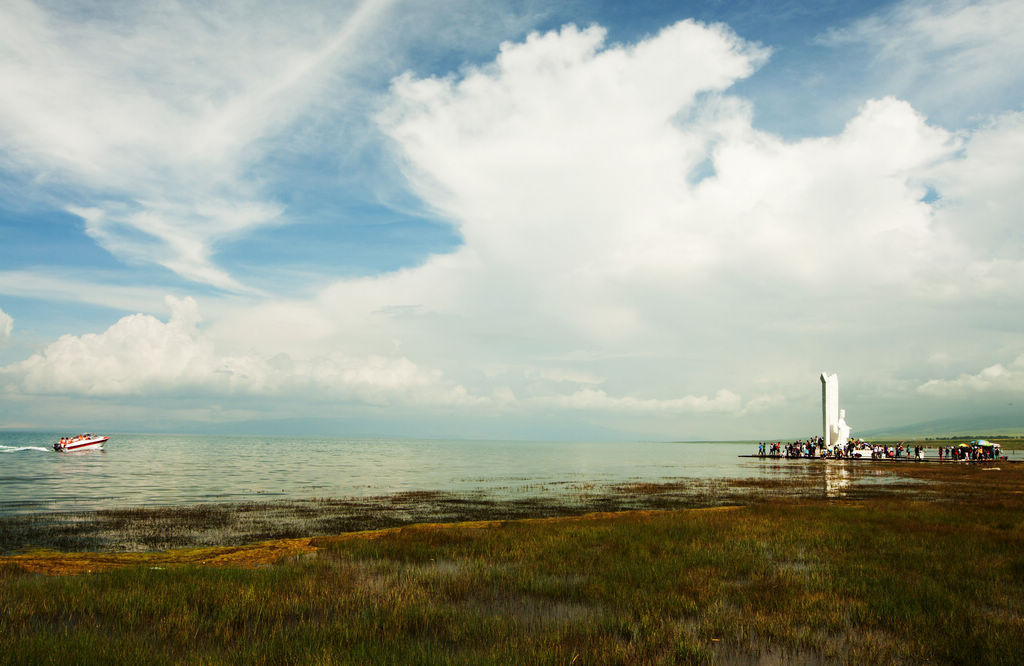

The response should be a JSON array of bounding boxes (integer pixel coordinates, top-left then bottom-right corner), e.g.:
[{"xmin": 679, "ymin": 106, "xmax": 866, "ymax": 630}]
[
  {"xmin": 821, "ymin": 372, "xmax": 853, "ymax": 447},
  {"xmin": 821, "ymin": 372, "xmax": 838, "ymax": 443}
]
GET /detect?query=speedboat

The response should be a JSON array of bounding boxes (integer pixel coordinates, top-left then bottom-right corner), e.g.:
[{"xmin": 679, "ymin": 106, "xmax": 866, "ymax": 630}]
[{"xmin": 53, "ymin": 433, "xmax": 109, "ymax": 452}]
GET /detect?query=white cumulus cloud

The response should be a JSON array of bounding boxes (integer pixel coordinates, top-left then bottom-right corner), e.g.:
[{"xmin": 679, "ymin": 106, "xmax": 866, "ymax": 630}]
[
  {"xmin": 0, "ymin": 307, "xmax": 12, "ymax": 338},
  {"xmin": 174, "ymin": 17, "xmax": 1021, "ymax": 432},
  {"xmin": 0, "ymin": 295, "xmax": 483, "ymax": 407},
  {"xmin": 918, "ymin": 355, "xmax": 1024, "ymax": 397}
]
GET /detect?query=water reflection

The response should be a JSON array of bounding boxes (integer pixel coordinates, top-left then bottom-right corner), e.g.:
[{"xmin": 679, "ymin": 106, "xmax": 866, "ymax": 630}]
[{"xmin": 824, "ymin": 464, "xmax": 850, "ymax": 498}]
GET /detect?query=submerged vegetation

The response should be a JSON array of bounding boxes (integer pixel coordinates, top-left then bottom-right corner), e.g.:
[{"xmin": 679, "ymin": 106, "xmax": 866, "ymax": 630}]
[
  {"xmin": 2, "ymin": 463, "xmax": 1023, "ymax": 664},
  {"xmin": 0, "ymin": 468, "xmax": 914, "ymax": 554}
]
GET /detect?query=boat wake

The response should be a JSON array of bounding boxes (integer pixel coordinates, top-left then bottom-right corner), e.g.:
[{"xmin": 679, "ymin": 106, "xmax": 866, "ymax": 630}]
[{"xmin": 0, "ymin": 445, "xmax": 51, "ymax": 453}]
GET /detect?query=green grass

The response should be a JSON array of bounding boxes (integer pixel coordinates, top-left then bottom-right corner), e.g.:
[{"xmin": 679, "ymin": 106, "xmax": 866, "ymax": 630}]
[{"xmin": 3, "ymin": 472, "xmax": 1024, "ymax": 666}]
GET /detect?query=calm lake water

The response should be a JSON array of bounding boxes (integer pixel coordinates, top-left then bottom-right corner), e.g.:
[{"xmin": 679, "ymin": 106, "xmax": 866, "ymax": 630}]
[
  {"xmin": 4, "ymin": 432, "xmax": 1013, "ymax": 515},
  {"xmin": 0, "ymin": 433, "xmax": 782, "ymax": 514}
]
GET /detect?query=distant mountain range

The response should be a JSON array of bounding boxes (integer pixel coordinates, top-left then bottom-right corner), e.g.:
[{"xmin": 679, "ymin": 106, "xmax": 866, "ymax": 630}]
[{"xmin": 860, "ymin": 412, "xmax": 1024, "ymax": 440}]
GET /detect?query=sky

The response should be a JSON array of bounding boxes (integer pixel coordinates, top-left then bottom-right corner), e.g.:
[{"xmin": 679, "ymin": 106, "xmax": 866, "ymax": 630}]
[{"xmin": 1, "ymin": 0, "xmax": 1022, "ymax": 440}]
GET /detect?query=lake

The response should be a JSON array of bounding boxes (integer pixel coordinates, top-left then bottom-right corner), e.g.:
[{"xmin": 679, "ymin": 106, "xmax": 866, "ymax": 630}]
[{"xmin": 0, "ymin": 433, "xmax": 780, "ymax": 514}]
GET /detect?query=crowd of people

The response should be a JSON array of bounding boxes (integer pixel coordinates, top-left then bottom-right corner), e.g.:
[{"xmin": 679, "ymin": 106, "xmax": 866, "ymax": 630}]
[
  {"xmin": 937, "ymin": 443, "xmax": 1002, "ymax": 461},
  {"xmin": 758, "ymin": 438, "xmax": 827, "ymax": 458},
  {"xmin": 756, "ymin": 438, "xmax": 1003, "ymax": 461}
]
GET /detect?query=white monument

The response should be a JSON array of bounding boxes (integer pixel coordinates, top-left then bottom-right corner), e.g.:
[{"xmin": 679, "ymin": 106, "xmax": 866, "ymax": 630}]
[{"xmin": 821, "ymin": 372, "xmax": 851, "ymax": 447}]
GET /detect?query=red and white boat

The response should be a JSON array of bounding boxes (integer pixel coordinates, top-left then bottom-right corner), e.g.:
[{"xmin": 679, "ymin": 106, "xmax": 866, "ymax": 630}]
[{"xmin": 53, "ymin": 433, "xmax": 109, "ymax": 452}]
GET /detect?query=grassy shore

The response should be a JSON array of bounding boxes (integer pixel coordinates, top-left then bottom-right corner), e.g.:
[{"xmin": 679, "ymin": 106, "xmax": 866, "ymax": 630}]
[{"xmin": 2, "ymin": 463, "xmax": 1023, "ymax": 664}]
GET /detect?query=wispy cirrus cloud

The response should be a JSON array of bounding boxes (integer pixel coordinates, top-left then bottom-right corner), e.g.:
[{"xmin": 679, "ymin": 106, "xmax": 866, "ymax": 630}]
[
  {"xmin": 67, "ymin": 202, "xmax": 283, "ymax": 294},
  {"xmin": 0, "ymin": 0, "xmax": 396, "ymax": 291},
  {"xmin": 820, "ymin": 0, "xmax": 1024, "ymax": 64},
  {"xmin": 0, "ymin": 270, "xmax": 184, "ymax": 315},
  {"xmin": 818, "ymin": 0, "xmax": 1024, "ymax": 125}
]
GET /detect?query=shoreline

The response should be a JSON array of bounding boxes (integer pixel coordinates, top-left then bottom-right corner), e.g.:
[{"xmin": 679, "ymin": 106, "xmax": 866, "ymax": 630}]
[{"xmin": 0, "ymin": 461, "xmax": 983, "ymax": 555}]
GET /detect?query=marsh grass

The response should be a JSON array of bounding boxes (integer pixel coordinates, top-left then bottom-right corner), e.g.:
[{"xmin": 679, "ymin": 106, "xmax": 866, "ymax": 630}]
[
  {"xmin": 0, "ymin": 471, "xmax": 901, "ymax": 554},
  {"xmin": 3, "ymin": 465, "xmax": 1024, "ymax": 664}
]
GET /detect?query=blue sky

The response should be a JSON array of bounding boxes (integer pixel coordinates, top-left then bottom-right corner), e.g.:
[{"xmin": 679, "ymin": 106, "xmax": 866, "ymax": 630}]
[{"xmin": 1, "ymin": 0, "xmax": 1022, "ymax": 439}]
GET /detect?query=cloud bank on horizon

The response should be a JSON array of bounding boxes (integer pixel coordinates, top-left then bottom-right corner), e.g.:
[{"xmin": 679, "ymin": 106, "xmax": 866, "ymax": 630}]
[{"xmin": 1, "ymin": 0, "xmax": 1022, "ymax": 438}]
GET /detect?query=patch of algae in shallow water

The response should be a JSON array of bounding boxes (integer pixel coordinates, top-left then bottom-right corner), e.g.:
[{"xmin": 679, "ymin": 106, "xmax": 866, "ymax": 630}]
[{"xmin": 3, "ymin": 507, "xmax": 743, "ymax": 576}]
